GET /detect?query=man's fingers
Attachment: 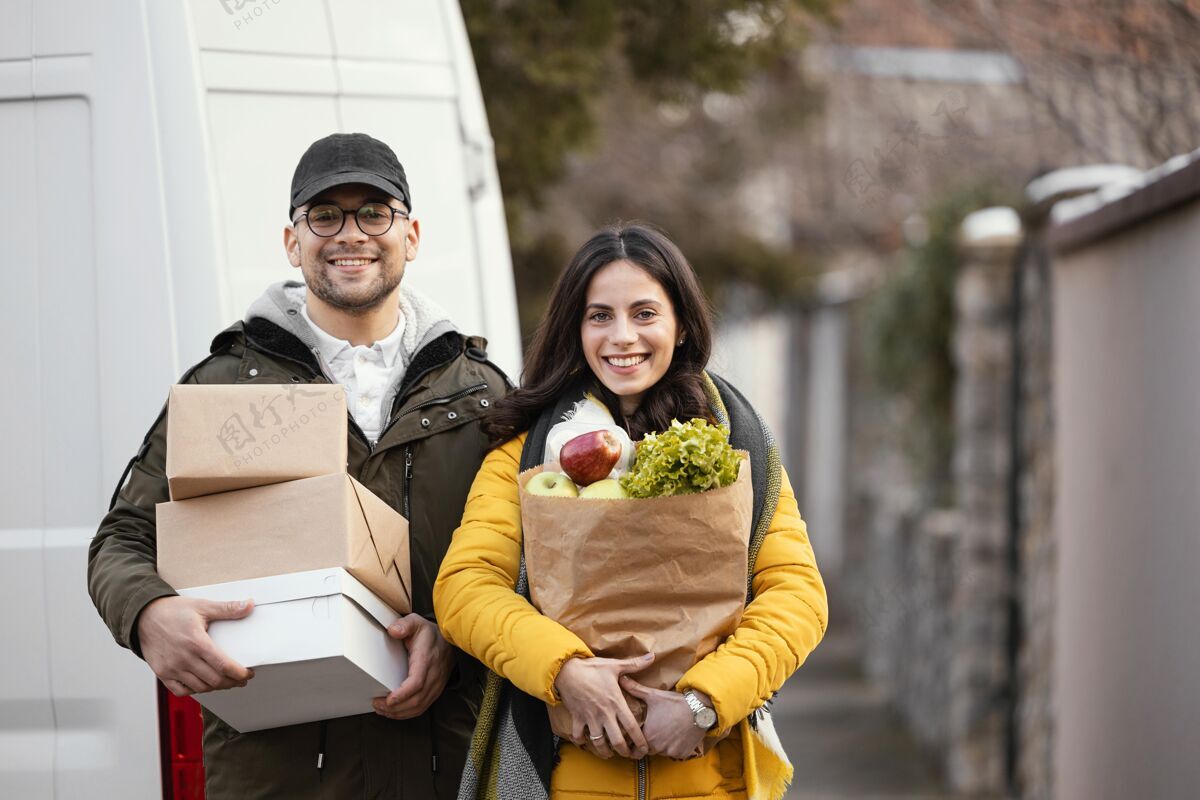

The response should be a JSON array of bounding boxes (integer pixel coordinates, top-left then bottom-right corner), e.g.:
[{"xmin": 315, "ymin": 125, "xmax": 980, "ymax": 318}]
[
  {"xmin": 384, "ymin": 616, "xmax": 431, "ymax": 703},
  {"xmin": 373, "ymin": 698, "xmax": 409, "ymax": 719},
  {"xmin": 374, "ymin": 703, "xmax": 414, "ymax": 721},
  {"xmin": 178, "ymin": 670, "xmax": 212, "ymax": 695},
  {"xmin": 200, "ymin": 598, "xmax": 254, "ymax": 622},
  {"xmin": 376, "ymin": 624, "xmax": 450, "ymax": 718},
  {"xmin": 386, "ymin": 650, "xmax": 428, "ymax": 704},
  {"xmin": 164, "ymin": 679, "xmax": 193, "ymax": 697},
  {"xmin": 201, "ymin": 647, "xmax": 254, "ymax": 684},
  {"xmin": 389, "ymin": 627, "xmax": 431, "ymax": 699},
  {"xmin": 191, "ymin": 641, "xmax": 254, "ymax": 689},
  {"xmin": 373, "ymin": 689, "xmax": 428, "ymax": 720},
  {"xmin": 187, "ymin": 658, "xmax": 226, "ymax": 691},
  {"xmin": 384, "ymin": 677, "xmax": 418, "ymax": 706},
  {"xmin": 189, "ymin": 625, "xmax": 254, "ymax": 684},
  {"xmin": 386, "ymin": 614, "xmax": 420, "ymax": 641},
  {"xmin": 384, "ymin": 643, "xmax": 431, "ymax": 705}
]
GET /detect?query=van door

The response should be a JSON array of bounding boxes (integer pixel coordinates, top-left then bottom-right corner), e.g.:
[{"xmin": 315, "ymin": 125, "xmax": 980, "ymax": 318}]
[{"xmin": 1, "ymin": 90, "xmax": 163, "ymax": 799}]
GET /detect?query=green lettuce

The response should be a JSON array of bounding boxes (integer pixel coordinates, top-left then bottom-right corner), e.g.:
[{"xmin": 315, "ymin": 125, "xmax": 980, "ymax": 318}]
[{"xmin": 620, "ymin": 418, "xmax": 741, "ymax": 498}]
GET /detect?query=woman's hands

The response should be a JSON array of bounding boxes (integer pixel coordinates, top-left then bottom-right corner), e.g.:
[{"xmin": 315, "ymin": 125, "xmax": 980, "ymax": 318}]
[
  {"xmin": 551, "ymin": 655, "xmax": 716, "ymax": 762},
  {"xmin": 553, "ymin": 654, "xmax": 653, "ymax": 759},
  {"xmin": 620, "ymin": 678, "xmax": 711, "ymax": 760}
]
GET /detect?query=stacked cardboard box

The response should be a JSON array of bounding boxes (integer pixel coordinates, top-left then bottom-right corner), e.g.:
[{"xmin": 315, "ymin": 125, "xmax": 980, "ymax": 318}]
[{"xmin": 157, "ymin": 384, "xmax": 411, "ymax": 732}]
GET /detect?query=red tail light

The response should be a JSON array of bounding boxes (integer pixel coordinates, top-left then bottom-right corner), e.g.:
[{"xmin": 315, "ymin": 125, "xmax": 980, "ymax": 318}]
[{"xmin": 158, "ymin": 682, "xmax": 207, "ymax": 799}]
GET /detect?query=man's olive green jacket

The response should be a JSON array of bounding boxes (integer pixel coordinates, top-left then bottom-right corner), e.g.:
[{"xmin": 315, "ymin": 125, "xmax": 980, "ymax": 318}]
[{"xmin": 89, "ymin": 281, "xmax": 509, "ymax": 799}]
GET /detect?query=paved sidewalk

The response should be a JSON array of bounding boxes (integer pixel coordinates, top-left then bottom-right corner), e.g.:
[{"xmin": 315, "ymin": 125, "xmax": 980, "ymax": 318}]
[{"xmin": 774, "ymin": 628, "xmax": 953, "ymax": 800}]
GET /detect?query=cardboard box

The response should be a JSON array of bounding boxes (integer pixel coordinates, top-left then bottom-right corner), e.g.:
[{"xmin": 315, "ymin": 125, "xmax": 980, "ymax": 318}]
[
  {"xmin": 158, "ymin": 473, "xmax": 411, "ymax": 615},
  {"xmin": 178, "ymin": 568, "xmax": 408, "ymax": 732},
  {"xmin": 166, "ymin": 383, "xmax": 348, "ymax": 500}
]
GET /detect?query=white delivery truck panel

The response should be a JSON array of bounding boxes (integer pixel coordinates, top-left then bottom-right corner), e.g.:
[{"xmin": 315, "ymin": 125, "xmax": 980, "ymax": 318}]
[{"xmin": 0, "ymin": 1, "xmax": 518, "ymax": 797}]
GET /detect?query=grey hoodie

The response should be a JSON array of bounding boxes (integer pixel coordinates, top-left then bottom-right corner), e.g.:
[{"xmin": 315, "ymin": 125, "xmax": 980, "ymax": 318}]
[{"xmin": 245, "ymin": 280, "xmax": 458, "ymax": 433}]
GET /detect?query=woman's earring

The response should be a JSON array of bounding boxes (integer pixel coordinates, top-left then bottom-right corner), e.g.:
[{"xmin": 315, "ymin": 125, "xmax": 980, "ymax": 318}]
[{"xmin": 677, "ymin": 337, "xmax": 685, "ymax": 346}]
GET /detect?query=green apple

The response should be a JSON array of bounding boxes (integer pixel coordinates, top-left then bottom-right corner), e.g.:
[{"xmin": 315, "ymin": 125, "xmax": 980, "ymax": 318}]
[
  {"xmin": 578, "ymin": 478, "xmax": 629, "ymax": 500},
  {"xmin": 526, "ymin": 471, "xmax": 579, "ymax": 497}
]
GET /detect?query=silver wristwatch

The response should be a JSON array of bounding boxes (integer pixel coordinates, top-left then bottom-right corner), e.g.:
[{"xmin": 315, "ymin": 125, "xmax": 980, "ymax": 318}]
[{"xmin": 683, "ymin": 690, "xmax": 717, "ymax": 730}]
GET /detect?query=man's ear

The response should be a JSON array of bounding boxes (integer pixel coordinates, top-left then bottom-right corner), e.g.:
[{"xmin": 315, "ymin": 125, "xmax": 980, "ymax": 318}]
[
  {"xmin": 405, "ymin": 218, "xmax": 421, "ymax": 262},
  {"xmin": 284, "ymin": 224, "xmax": 301, "ymax": 268}
]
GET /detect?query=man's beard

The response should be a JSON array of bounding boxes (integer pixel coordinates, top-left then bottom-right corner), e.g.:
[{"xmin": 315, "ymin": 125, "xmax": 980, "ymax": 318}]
[{"xmin": 304, "ymin": 256, "xmax": 404, "ymax": 317}]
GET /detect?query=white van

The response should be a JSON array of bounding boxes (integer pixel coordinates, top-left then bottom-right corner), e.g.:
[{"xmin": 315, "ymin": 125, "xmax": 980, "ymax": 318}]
[{"xmin": 0, "ymin": 1, "xmax": 519, "ymax": 796}]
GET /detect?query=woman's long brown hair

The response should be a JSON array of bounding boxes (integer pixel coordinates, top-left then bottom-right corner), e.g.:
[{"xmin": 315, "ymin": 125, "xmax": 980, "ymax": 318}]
[{"xmin": 483, "ymin": 222, "xmax": 716, "ymax": 445}]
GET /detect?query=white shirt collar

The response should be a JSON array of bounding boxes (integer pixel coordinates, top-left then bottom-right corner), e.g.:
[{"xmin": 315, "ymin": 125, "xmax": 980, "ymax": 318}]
[{"xmin": 299, "ymin": 303, "xmax": 406, "ymax": 369}]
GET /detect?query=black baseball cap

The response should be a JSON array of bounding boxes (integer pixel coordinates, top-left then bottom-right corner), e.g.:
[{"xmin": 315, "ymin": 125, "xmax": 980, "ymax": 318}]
[{"xmin": 289, "ymin": 132, "xmax": 411, "ymax": 218}]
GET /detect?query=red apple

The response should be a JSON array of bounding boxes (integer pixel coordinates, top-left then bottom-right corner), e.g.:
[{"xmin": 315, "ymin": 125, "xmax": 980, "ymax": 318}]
[{"xmin": 559, "ymin": 430, "xmax": 622, "ymax": 487}]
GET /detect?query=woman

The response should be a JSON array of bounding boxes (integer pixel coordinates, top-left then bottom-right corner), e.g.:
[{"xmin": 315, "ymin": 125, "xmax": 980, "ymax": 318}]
[{"xmin": 434, "ymin": 223, "xmax": 828, "ymax": 800}]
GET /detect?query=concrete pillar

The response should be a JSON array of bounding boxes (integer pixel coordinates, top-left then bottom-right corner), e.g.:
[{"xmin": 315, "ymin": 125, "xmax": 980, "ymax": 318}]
[
  {"xmin": 802, "ymin": 268, "xmax": 867, "ymax": 579},
  {"xmin": 948, "ymin": 206, "xmax": 1022, "ymax": 793}
]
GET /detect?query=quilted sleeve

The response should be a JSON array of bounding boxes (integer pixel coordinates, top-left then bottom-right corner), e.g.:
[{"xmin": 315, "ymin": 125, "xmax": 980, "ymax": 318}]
[
  {"xmin": 676, "ymin": 467, "xmax": 828, "ymax": 732},
  {"xmin": 433, "ymin": 434, "xmax": 593, "ymax": 703}
]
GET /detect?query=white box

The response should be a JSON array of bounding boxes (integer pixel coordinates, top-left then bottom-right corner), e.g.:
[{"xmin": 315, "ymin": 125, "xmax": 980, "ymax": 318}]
[{"xmin": 178, "ymin": 567, "xmax": 408, "ymax": 733}]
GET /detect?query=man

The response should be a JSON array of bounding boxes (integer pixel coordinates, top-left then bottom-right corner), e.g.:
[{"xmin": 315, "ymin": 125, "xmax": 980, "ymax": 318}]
[{"xmin": 89, "ymin": 132, "xmax": 509, "ymax": 798}]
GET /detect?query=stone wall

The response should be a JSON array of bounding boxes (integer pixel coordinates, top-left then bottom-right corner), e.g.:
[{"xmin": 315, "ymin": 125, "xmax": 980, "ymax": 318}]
[
  {"xmin": 946, "ymin": 220, "xmax": 1020, "ymax": 794},
  {"xmin": 844, "ymin": 315, "xmax": 958, "ymax": 759},
  {"xmin": 1012, "ymin": 224, "xmax": 1057, "ymax": 800},
  {"xmin": 843, "ymin": 201, "xmax": 1064, "ymax": 797}
]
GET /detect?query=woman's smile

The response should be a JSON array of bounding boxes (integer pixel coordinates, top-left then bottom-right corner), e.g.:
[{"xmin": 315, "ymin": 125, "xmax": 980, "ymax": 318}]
[{"xmin": 602, "ymin": 353, "xmax": 649, "ymax": 372}]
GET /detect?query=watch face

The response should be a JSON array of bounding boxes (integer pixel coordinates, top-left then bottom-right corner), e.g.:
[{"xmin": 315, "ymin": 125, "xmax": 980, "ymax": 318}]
[{"xmin": 696, "ymin": 706, "xmax": 717, "ymax": 729}]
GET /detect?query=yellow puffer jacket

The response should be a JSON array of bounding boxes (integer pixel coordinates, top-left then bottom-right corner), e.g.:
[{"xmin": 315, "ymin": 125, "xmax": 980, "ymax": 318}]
[{"xmin": 434, "ymin": 434, "xmax": 828, "ymax": 799}]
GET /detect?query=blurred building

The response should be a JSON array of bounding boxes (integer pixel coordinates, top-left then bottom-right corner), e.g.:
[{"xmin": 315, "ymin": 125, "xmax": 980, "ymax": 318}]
[{"xmin": 718, "ymin": 3, "xmax": 1199, "ymax": 799}]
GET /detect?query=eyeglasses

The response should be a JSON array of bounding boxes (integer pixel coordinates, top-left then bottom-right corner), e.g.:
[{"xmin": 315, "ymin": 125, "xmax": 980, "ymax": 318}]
[{"xmin": 293, "ymin": 203, "xmax": 409, "ymax": 238}]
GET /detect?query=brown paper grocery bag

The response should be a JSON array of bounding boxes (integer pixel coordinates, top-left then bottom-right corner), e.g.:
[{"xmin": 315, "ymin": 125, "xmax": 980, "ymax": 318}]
[{"xmin": 519, "ymin": 456, "xmax": 752, "ymax": 693}]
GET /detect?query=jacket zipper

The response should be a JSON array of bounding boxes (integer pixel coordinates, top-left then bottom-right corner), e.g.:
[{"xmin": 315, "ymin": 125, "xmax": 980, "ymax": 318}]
[
  {"xmin": 403, "ymin": 446, "xmax": 413, "ymax": 519},
  {"xmin": 393, "ymin": 382, "xmax": 489, "ymax": 423},
  {"xmin": 372, "ymin": 381, "xmax": 489, "ymax": 449},
  {"xmin": 637, "ymin": 756, "xmax": 647, "ymax": 800},
  {"xmin": 395, "ymin": 382, "xmax": 485, "ymax": 521}
]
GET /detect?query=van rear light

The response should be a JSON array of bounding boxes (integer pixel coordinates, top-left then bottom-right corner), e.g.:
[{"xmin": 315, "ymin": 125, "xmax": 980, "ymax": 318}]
[{"xmin": 158, "ymin": 682, "xmax": 206, "ymax": 799}]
